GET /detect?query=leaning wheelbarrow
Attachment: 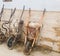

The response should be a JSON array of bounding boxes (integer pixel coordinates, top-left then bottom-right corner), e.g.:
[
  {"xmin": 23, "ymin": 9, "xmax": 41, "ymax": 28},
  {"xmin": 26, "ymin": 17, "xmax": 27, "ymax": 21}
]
[
  {"xmin": 2, "ymin": 8, "xmax": 16, "ymax": 48},
  {"xmin": 24, "ymin": 8, "xmax": 46, "ymax": 54},
  {"xmin": 0, "ymin": 4, "xmax": 6, "ymax": 44},
  {"xmin": 7, "ymin": 6, "xmax": 25, "ymax": 49}
]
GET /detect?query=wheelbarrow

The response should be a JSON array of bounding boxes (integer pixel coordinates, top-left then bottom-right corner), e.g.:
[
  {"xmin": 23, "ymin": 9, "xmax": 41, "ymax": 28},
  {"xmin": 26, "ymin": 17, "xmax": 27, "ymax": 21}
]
[
  {"xmin": 24, "ymin": 8, "xmax": 46, "ymax": 54},
  {"xmin": 7, "ymin": 6, "xmax": 25, "ymax": 49}
]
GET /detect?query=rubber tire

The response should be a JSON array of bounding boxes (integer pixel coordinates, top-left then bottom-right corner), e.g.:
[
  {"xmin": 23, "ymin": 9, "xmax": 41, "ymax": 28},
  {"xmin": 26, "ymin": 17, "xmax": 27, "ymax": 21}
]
[
  {"xmin": 25, "ymin": 41, "xmax": 32, "ymax": 52},
  {"xmin": 7, "ymin": 37, "xmax": 15, "ymax": 49}
]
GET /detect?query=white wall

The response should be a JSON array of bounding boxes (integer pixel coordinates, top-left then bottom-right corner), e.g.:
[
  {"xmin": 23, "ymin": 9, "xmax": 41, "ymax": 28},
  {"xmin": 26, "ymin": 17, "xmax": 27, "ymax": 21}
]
[{"xmin": 0, "ymin": 0, "xmax": 60, "ymax": 11}]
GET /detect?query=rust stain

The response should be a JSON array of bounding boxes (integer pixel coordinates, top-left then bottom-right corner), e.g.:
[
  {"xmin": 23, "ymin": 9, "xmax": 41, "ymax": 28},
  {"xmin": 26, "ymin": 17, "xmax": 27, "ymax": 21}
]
[
  {"xmin": 53, "ymin": 27, "xmax": 60, "ymax": 36},
  {"xmin": 57, "ymin": 43, "xmax": 60, "ymax": 51},
  {"xmin": 40, "ymin": 37, "xmax": 60, "ymax": 42},
  {"xmin": 41, "ymin": 44, "xmax": 52, "ymax": 50}
]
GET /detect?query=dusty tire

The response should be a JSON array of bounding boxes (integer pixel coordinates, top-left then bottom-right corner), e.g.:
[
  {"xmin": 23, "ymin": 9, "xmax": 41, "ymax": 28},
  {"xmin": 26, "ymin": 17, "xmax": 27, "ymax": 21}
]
[
  {"xmin": 7, "ymin": 37, "xmax": 15, "ymax": 50},
  {"xmin": 25, "ymin": 41, "xmax": 32, "ymax": 53}
]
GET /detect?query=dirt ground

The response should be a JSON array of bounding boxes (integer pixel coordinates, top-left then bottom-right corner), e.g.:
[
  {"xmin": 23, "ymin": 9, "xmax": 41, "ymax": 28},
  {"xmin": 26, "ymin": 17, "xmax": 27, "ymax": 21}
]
[{"xmin": 0, "ymin": 43, "xmax": 60, "ymax": 56}]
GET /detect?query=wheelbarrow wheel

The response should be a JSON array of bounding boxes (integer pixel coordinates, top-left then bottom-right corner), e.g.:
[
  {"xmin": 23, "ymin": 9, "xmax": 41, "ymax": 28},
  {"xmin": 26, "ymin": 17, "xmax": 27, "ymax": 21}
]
[
  {"xmin": 25, "ymin": 41, "xmax": 32, "ymax": 54},
  {"xmin": 7, "ymin": 36, "xmax": 16, "ymax": 50},
  {"xmin": 0, "ymin": 33, "xmax": 6, "ymax": 44}
]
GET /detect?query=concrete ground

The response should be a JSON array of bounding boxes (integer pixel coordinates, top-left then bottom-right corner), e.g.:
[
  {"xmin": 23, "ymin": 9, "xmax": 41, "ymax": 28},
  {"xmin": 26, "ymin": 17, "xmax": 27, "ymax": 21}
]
[{"xmin": 0, "ymin": 43, "xmax": 60, "ymax": 56}]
